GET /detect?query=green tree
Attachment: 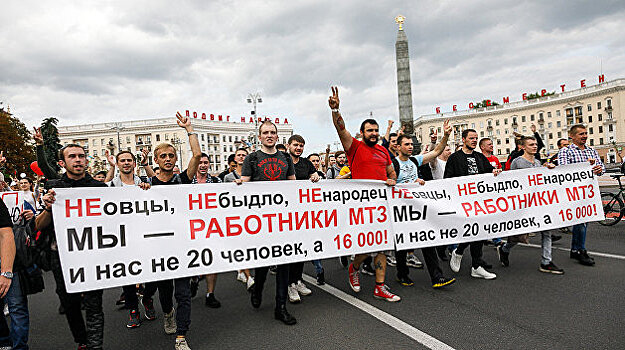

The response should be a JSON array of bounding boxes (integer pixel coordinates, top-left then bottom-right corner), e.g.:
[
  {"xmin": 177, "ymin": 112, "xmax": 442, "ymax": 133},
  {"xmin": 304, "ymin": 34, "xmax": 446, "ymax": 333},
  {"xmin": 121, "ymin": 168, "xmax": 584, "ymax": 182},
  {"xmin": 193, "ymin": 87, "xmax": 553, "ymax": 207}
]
[
  {"xmin": 0, "ymin": 110, "xmax": 36, "ymax": 178},
  {"xmin": 41, "ymin": 117, "xmax": 62, "ymax": 172}
]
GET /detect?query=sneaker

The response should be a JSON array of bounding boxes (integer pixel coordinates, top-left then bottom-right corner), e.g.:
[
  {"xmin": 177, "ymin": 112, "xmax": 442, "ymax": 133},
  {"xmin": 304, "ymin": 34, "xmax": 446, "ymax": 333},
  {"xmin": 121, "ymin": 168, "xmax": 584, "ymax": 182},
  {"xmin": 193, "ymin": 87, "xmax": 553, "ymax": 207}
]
[
  {"xmin": 570, "ymin": 250, "xmax": 595, "ymax": 266},
  {"xmin": 2, "ymin": 304, "xmax": 8, "ymax": 316},
  {"xmin": 142, "ymin": 298, "xmax": 157, "ymax": 321},
  {"xmin": 361, "ymin": 263, "xmax": 375, "ymax": 276},
  {"xmin": 246, "ymin": 276, "xmax": 255, "ymax": 291},
  {"xmin": 295, "ymin": 280, "xmax": 312, "ymax": 296},
  {"xmin": 386, "ymin": 255, "xmax": 397, "ymax": 266},
  {"xmin": 406, "ymin": 254, "xmax": 423, "ymax": 268},
  {"xmin": 237, "ymin": 271, "xmax": 247, "ymax": 283},
  {"xmin": 551, "ymin": 234, "xmax": 562, "ymax": 242},
  {"xmin": 316, "ymin": 270, "xmax": 325, "ymax": 285},
  {"xmin": 175, "ymin": 337, "xmax": 191, "ymax": 350},
  {"xmin": 471, "ymin": 266, "xmax": 497, "ymax": 280},
  {"xmin": 77, "ymin": 345, "xmax": 87, "ymax": 350},
  {"xmin": 269, "ymin": 266, "xmax": 277, "ymax": 275},
  {"xmin": 116, "ymin": 292, "xmax": 126, "ymax": 306},
  {"xmin": 274, "ymin": 305, "xmax": 297, "ymax": 325},
  {"xmin": 163, "ymin": 308, "xmax": 176, "ymax": 334},
  {"xmin": 396, "ymin": 275, "xmax": 414, "ymax": 286},
  {"xmin": 288, "ymin": 284, "xmax": 301, "ymax": 303},
  {"xmin": 126, "ymin": 309, "xmax": 141, "ymax": 328},
  {"xmin": 374, "ymin": 284, "xmax": 401, "ymax": 302},
  {"xmin": 539, "ymin": 262, "xmax": 565, "ymax": 274},
  {"xmin": 189, "ymin": 277, "xmax": 199, "ymax": 298},
  {"xmin": 250, "ymin": 287, "xmax": 262, "ymax": 308},
  {"xmin": 450, "ymin": 249, "xmax": 463, "ymax": 273},
  {"xmin": 348, "ymin": 263, "xmax": 361, "ymax": 292},
  {"xmin": 339, "ymin": 256, "xmax": 349, "ymax": 268},
  {"xmin": 497, "ymin": 246, "xmax": 510, "ymax": 267},
  {"xmin": 205, "ymin": 293, "xmax": 221, "ymax": 308},
  {"xmin": 432, "ymin": 277, "xmax": 456, "ymax": 289}
]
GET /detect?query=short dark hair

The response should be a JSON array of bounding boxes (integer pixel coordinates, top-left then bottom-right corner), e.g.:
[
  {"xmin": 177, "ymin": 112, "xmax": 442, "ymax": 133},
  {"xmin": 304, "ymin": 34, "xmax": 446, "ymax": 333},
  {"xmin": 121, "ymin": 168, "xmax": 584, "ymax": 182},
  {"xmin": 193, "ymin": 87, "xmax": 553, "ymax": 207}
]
[
  {"xmin": 307, "ymin": 153, "xmax": 320, "ymax": 160},
  {"xmin": 569, "ymin": 124, "xmax": 586, "ymax": 135},
  {"xmin": 227, "ymin": 154, "xmax": 235, "ymax": 163},
  {"xmin": 556, "ymin": 138, "xmax": 568, "ymax": 147},
  {"xmin": 521, "ymin": 136, "xmax": 536, "ymax": 146},
  {"xmin": 396, "ymin": 134, "xmax": 411, "ymax": 146},
  {"xmin": 389, "ymin": 132, "xmax": 398, "ymax": 139},
  {"xmin": 461, "ymin": 129, "xmax": 477, "ymax": 139},
  {"xmin": 288, "ymin": 134, "xmax": 305, "ymax": 145},
  {"xmin": 360, "ymin": 119, "xmax": 378, "ymax": 132},
  {"xmin": 115, "ymin": 151, "xmax": 136, "ymax": 162},
  {"xmin": 199, "ymin": 152, "xmax": 209, "ymax": 160},
  {"xmin": 58, "ymin": 144, "xmax": 85, "ymax": 161},
  {"xmin": 334, "ymin": 151, "xmax": 346, "ymax": 158},
  {"xmin": 259, "ymin": 120, "xmax": 278, "ymax": 134},
  {"xmin": 276, "ymin": 144, "xmax": 287, "ymax": 152},
  {"xmin": 478, "ymin": 138, "xmax": 492, "ymax": 148},
  {"xmin": 95, "ymin": 171, "xmax": 107, "ymax": 177}
]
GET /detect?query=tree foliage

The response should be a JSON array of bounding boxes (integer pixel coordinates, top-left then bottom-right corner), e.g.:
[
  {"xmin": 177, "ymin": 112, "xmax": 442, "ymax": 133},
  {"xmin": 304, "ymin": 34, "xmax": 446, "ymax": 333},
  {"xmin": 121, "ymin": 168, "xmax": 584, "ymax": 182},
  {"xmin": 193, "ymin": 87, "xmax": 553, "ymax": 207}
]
[
  {"xmin": 470, "ymin": 99, "xmax": 500, "ymax": 109},
  {"xmin": 0, "ymin": 110, "xmax": 36, "ymax": 179},
  {"xmin": 41, "ymin": 117, "xmax": 62, "ymax": 172}
]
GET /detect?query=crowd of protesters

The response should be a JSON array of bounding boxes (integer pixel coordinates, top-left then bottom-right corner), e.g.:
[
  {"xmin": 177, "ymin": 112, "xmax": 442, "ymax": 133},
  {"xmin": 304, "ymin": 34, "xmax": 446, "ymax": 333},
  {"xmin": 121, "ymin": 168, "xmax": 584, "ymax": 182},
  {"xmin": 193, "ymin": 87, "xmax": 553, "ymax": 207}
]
[{"xmin": 0, "ymin": 87, "xmax": 607, "ymax": 350}]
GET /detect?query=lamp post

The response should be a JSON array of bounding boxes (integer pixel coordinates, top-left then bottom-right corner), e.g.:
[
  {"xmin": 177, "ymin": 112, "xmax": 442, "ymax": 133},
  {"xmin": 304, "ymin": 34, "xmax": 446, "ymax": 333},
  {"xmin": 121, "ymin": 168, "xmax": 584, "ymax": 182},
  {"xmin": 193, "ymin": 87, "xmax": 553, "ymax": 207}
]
[
  {"xmin": 171, "ymin": 135, "xmax": 184, "ymax": 168},
  {"xmin": 108, "ymin": 122, "xmax": 125, "ymax": 152},
  {"xmin": 247, "ymin": 93, "xmax": 262, "ymax": 151}
]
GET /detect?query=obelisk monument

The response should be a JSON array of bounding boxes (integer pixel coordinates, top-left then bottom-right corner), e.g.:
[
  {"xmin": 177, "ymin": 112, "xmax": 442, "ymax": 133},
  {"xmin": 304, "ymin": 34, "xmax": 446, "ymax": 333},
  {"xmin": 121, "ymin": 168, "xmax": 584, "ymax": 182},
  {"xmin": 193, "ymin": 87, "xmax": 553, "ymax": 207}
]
[{"xmin": 395, "ymin": 15, "xmax": 416, "ymax": 141}]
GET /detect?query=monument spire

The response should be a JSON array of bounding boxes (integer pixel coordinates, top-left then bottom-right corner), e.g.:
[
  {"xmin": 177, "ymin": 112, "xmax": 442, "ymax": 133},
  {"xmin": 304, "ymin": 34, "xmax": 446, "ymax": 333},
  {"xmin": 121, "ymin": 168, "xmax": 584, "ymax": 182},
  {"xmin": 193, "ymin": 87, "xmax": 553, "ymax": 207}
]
[{"xmin": 395, "ymin": 15, "xmax": 415, "ymax": 140}]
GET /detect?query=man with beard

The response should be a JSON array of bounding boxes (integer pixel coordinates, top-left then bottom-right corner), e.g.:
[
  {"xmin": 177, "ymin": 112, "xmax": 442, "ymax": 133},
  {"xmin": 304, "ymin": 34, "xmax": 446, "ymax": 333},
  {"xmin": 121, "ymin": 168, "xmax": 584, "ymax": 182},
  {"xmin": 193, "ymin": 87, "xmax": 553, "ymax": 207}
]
[
  {"xmin": 328, "ymin": 86, "xmax": 400, "ymax": 302},
  {"xmin": 141, "ymin": 112, "xmax": 201, "ymax": 350},
  {"xmin": 104, "ymin": 150, "xmax": 151, "ymax": 328},
  {"xmin": 445, "ymin": 129, "xmax": 500, "ymax": 280},
  {"xmin": 326, "ymin": 151, "xmax": 347, "ymax": 179},
  {"xmin": 236, "ymin": 120, "xmax": 297, "ymax": 325},
  {"xmin": 35, "ymin": 144, "xmax": 107, "ymax": 350},
  {"xmin": 286, "ymin": 135, "xmax": 320, "ymax": 303}
]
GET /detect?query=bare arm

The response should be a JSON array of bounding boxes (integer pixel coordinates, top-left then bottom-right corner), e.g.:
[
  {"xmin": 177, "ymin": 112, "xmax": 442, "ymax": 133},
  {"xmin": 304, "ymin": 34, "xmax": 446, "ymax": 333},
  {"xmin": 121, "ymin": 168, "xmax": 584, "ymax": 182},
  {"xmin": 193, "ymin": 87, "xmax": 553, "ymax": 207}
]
[
  {"xmin": 329, "ymin": 86, "xmax": 353, "ymax": 152},
  {"xmin": 385, "ymin": 164, "xmax": 397, "ymax": 186},
  {"xmin": 383, "ymin": 120, "xmax": 394, "ymax": 142},
  {"xmin": 104, "ymin": 150, "xmax": 116, "ymax": 182},
  {"xmin": 140, "ymin": 149, "xmax": 156, "ymax": 177},
  {"xmin": 324, "ymin": 145, "xmax": 330, "ymax": 170},
  {"xmin": 176, "ymin": 112, "xmax": 202, "ymax": 176},
  {"xmin": 0, "ymin": 227, "xmax": 15, "ymax": 297},
  {"xmin": 35, "ymin": 189, "xmax": 55, "ymax": 231},
  {"xmin": 34, "ymin": 127, "xmax": 59, "ymax": 180},
  {"xmin": 422, "ymin": 119, "xmax": 451, "ymax": 164}
]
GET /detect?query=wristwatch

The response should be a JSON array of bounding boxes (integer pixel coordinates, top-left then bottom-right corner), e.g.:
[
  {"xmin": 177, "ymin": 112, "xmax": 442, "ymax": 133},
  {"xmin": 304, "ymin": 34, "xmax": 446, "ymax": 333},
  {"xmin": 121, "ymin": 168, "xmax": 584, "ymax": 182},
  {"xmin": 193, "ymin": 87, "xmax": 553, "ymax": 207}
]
[
  {"xmin": 331, "ymin": 108, "xmax": 340, "ymax": 113},
  {"xmin": 1, "ymin": 272, "xmax": 13, "ymax": 279}
]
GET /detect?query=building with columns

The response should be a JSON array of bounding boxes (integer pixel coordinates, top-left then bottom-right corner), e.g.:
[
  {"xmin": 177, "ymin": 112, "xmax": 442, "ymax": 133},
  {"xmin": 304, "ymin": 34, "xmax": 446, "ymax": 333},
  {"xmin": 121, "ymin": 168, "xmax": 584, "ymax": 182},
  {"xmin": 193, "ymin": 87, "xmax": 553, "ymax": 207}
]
[
  {"xmin": 414, "ymin": 78, "xmax": 624, "ymax": 165},
  {"xmin": 57, "ymin": 112, "xmax": 294, "ymax": 174}
]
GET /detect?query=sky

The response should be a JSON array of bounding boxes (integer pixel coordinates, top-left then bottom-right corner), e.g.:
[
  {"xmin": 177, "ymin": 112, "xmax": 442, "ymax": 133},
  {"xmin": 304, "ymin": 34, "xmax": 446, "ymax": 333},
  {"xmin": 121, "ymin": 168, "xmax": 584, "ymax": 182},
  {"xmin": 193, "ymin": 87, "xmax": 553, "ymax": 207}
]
[{"xmin": 1, "ymin": 0, "xmax": 625, "ymax": 153}]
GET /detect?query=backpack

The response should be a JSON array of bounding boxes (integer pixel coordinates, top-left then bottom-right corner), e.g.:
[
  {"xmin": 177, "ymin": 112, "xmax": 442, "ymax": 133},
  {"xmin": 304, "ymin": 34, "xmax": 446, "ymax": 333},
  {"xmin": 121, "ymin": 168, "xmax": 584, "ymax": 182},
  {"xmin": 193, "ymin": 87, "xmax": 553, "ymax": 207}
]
[{"xmin": 12, "ymin": 217, "xmax": 45, "ymax": 295}]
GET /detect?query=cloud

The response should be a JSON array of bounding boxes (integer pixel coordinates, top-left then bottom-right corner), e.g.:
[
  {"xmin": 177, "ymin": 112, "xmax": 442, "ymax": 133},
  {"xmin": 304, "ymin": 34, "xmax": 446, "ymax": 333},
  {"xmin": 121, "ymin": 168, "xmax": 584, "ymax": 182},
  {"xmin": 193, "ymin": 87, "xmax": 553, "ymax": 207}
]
[{"xmin": 1, "ymin": 0, "xmax": 624, "ymax": 153}]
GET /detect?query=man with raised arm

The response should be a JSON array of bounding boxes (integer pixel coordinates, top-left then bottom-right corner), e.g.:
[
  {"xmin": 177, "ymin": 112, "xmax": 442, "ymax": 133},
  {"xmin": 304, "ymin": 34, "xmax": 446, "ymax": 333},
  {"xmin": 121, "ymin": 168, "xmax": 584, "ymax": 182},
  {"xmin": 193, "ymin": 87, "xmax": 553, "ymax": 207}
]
[{"xmin": 328, "ymin": 86, "xmax": 400, "ymax": 302}]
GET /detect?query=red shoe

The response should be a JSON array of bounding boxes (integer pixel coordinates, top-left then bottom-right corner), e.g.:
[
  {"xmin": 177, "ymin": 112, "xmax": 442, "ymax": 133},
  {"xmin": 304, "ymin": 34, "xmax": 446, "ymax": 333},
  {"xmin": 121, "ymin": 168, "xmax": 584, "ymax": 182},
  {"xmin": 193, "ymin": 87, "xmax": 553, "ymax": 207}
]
[
  {"xmin": 348, "ymin": 263, "xmax": 361, "ymax": 292},
  {"xmin": 374, "ymin": 284, "xmax": 401, "ymax": 302}
]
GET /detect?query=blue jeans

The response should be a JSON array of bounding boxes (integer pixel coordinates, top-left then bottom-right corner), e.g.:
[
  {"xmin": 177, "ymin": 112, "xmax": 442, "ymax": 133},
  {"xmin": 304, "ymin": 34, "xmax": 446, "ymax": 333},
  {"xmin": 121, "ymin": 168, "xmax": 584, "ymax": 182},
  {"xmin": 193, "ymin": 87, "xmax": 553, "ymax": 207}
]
[
  {"xmin": 0, "ymin": 273, "xmax": 29, "ymax": 349},
  {"xmin": 571, "ymin": 223, "xmax": 587, "ymax": 251},
  {"xmin": 311, "ymin": 260, "xmax": 323, "ymax": 274},
  {"xmin": 502, "ymin": 232, "xmax": 553, "ymax": 265}
]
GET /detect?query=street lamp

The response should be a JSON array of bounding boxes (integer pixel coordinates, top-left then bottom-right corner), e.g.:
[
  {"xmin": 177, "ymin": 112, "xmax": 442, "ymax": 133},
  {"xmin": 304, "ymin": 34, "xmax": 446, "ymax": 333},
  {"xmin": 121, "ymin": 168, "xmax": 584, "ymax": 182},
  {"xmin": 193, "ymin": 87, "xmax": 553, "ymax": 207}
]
[
  {"xmin": 171, "ymin": 135, "xmax": 184, "ymax": 168},
  {"xmin": 247, "ymin": 93, "xmax": 262, "ymax": 151},
  {"xmin": 107, "ymin": 122, "xmax": 125, "ymax": 152}
]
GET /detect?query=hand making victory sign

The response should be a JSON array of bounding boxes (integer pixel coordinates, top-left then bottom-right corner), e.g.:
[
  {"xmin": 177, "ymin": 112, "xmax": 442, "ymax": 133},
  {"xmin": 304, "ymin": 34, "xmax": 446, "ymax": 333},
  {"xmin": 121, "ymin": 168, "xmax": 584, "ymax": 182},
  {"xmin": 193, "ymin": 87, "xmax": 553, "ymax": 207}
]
[{"xmin": 328, "ymin": 86, "xmax": 353, "ymax": 153}]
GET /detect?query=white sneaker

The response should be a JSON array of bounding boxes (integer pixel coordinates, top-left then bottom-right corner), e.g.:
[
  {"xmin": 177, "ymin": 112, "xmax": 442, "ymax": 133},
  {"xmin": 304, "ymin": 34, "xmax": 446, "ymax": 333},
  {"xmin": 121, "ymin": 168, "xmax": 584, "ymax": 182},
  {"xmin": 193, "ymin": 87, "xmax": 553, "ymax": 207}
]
[
  {"xmin": 236, "ymin": 271, "xmax": 247, "ymax": 283},
  {"xmin": 406, "ymin": 254, "xmax": 423, "ymax": 268},
  {"xmin": 3, "ymin": 304, "xmax": 8, "ymax": 316},
  {"xmin": 246, "ymin": 276, "xmax": 255, "ymax": 291},
  {"xmin": 288, "ymin": 284, "xmax": 301, "ymax": 303},
  {"xmin": 295, "ymin": 280, "xmax": 312, "ymax": 296},
  {"xmin": 175, "ymin": 337, "xmax": 191, "ymax": 350},
  {"xmin": 450, "ymin": 249, "xmax": 463, "ymax": 273},
  {"xmin": 471, "ymin": 266, "xmax": 497, "ymax": 280},
  {"xmin": 164, "ymin": 308, "xmax": 177, "ymax": 334}
]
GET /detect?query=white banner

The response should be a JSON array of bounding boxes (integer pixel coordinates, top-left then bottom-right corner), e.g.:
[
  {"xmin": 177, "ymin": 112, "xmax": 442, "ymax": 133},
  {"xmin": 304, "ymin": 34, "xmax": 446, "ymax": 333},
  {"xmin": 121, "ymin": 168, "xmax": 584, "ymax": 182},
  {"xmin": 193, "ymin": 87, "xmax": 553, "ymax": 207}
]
[
  {"xmin": 52, "ymin": 163, "xmax": 602, "ymax": 292},
  {"xmin": 1, "ymin": 191, "xmax": 24, "ymax": 224}
]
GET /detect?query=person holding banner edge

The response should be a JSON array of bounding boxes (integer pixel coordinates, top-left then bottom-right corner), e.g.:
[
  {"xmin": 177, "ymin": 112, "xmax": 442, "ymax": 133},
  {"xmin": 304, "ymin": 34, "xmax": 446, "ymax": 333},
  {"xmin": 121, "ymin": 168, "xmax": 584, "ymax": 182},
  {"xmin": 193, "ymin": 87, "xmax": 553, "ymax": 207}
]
[
  {"xmin": 140, "ymin": 111, "xmax": 201, "ymax": 350},
  {"xmin": 328, "ymin": 86, "xmax": 401, "ymax": 302},
  {"xmin": 35, "ymin": 143, "xmax": 108, "ymax": 350},
  {"xmin": 236, "ymin": 119, "xmax": 298, "ymax": 325},
  {"xmin": 444, "ymin": 128, "xmax": 501, "ymax": 280}
]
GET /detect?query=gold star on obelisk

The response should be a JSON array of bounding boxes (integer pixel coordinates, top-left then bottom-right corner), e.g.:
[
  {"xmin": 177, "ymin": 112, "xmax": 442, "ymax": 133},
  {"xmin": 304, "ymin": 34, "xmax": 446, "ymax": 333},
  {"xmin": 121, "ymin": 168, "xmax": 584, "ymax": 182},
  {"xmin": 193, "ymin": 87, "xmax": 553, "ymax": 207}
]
[{"xmin": 395, "ymin": 15, "xmax": 405, "ymax": 30}]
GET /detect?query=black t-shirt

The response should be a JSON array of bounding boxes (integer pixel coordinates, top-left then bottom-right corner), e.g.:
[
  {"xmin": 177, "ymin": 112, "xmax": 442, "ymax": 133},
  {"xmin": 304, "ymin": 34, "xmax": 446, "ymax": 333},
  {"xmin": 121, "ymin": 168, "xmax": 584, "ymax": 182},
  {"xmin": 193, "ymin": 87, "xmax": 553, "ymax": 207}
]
[
  {"xmin": 0, "ymin": 200, "xmax": 12, "ymax": 229},
  {"xmin": 150, "ymin": 170, "xmax": 193, "ymax": 186},
  {"xmin": 466, "ymin": 153, "xmax": 479, "ymax": 175},
  {"xmin": 241, "ymin": 150, "xmax": 295, "ymax": 182},
  {"xmin": 293, "ymin": 157, "xmax": 316, "ymax": 181}
]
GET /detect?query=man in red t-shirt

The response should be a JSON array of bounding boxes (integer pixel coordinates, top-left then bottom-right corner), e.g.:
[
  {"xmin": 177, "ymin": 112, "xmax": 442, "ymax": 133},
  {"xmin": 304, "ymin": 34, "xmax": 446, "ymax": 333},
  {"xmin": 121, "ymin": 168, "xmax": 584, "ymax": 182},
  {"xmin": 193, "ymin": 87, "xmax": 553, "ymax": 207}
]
[
  {"xmin": 479, "ymin": 137, "xmax": 501, "ymax": 170},
  {"xmin": 328, "ymin": 86, "xmax": 400, "ymax": 302}
]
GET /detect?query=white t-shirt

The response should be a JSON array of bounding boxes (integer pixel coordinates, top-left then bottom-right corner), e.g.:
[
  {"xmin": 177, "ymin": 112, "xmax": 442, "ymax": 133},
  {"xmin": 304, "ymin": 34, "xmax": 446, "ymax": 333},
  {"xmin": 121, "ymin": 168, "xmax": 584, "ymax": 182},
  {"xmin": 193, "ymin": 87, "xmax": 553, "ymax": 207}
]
[
  {"xmin": 430, "ymin": 158, "xmax": 447, "ymax": 180},
  {"xmin": 396, "ymin": 155, "xmax": 424, "ymax": 184}
]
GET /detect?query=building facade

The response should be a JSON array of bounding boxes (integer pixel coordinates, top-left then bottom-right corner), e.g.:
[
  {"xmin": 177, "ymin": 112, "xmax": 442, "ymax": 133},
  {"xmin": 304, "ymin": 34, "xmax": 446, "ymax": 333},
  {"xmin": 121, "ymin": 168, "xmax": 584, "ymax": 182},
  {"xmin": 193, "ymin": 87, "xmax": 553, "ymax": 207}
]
[
  {"xmin": 57, "ymin": 114, "xmax": 294, "ymax": 174},
  {"xmin": 415, "ymin": 78, "xmax": 624, "ymax": 164}
]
